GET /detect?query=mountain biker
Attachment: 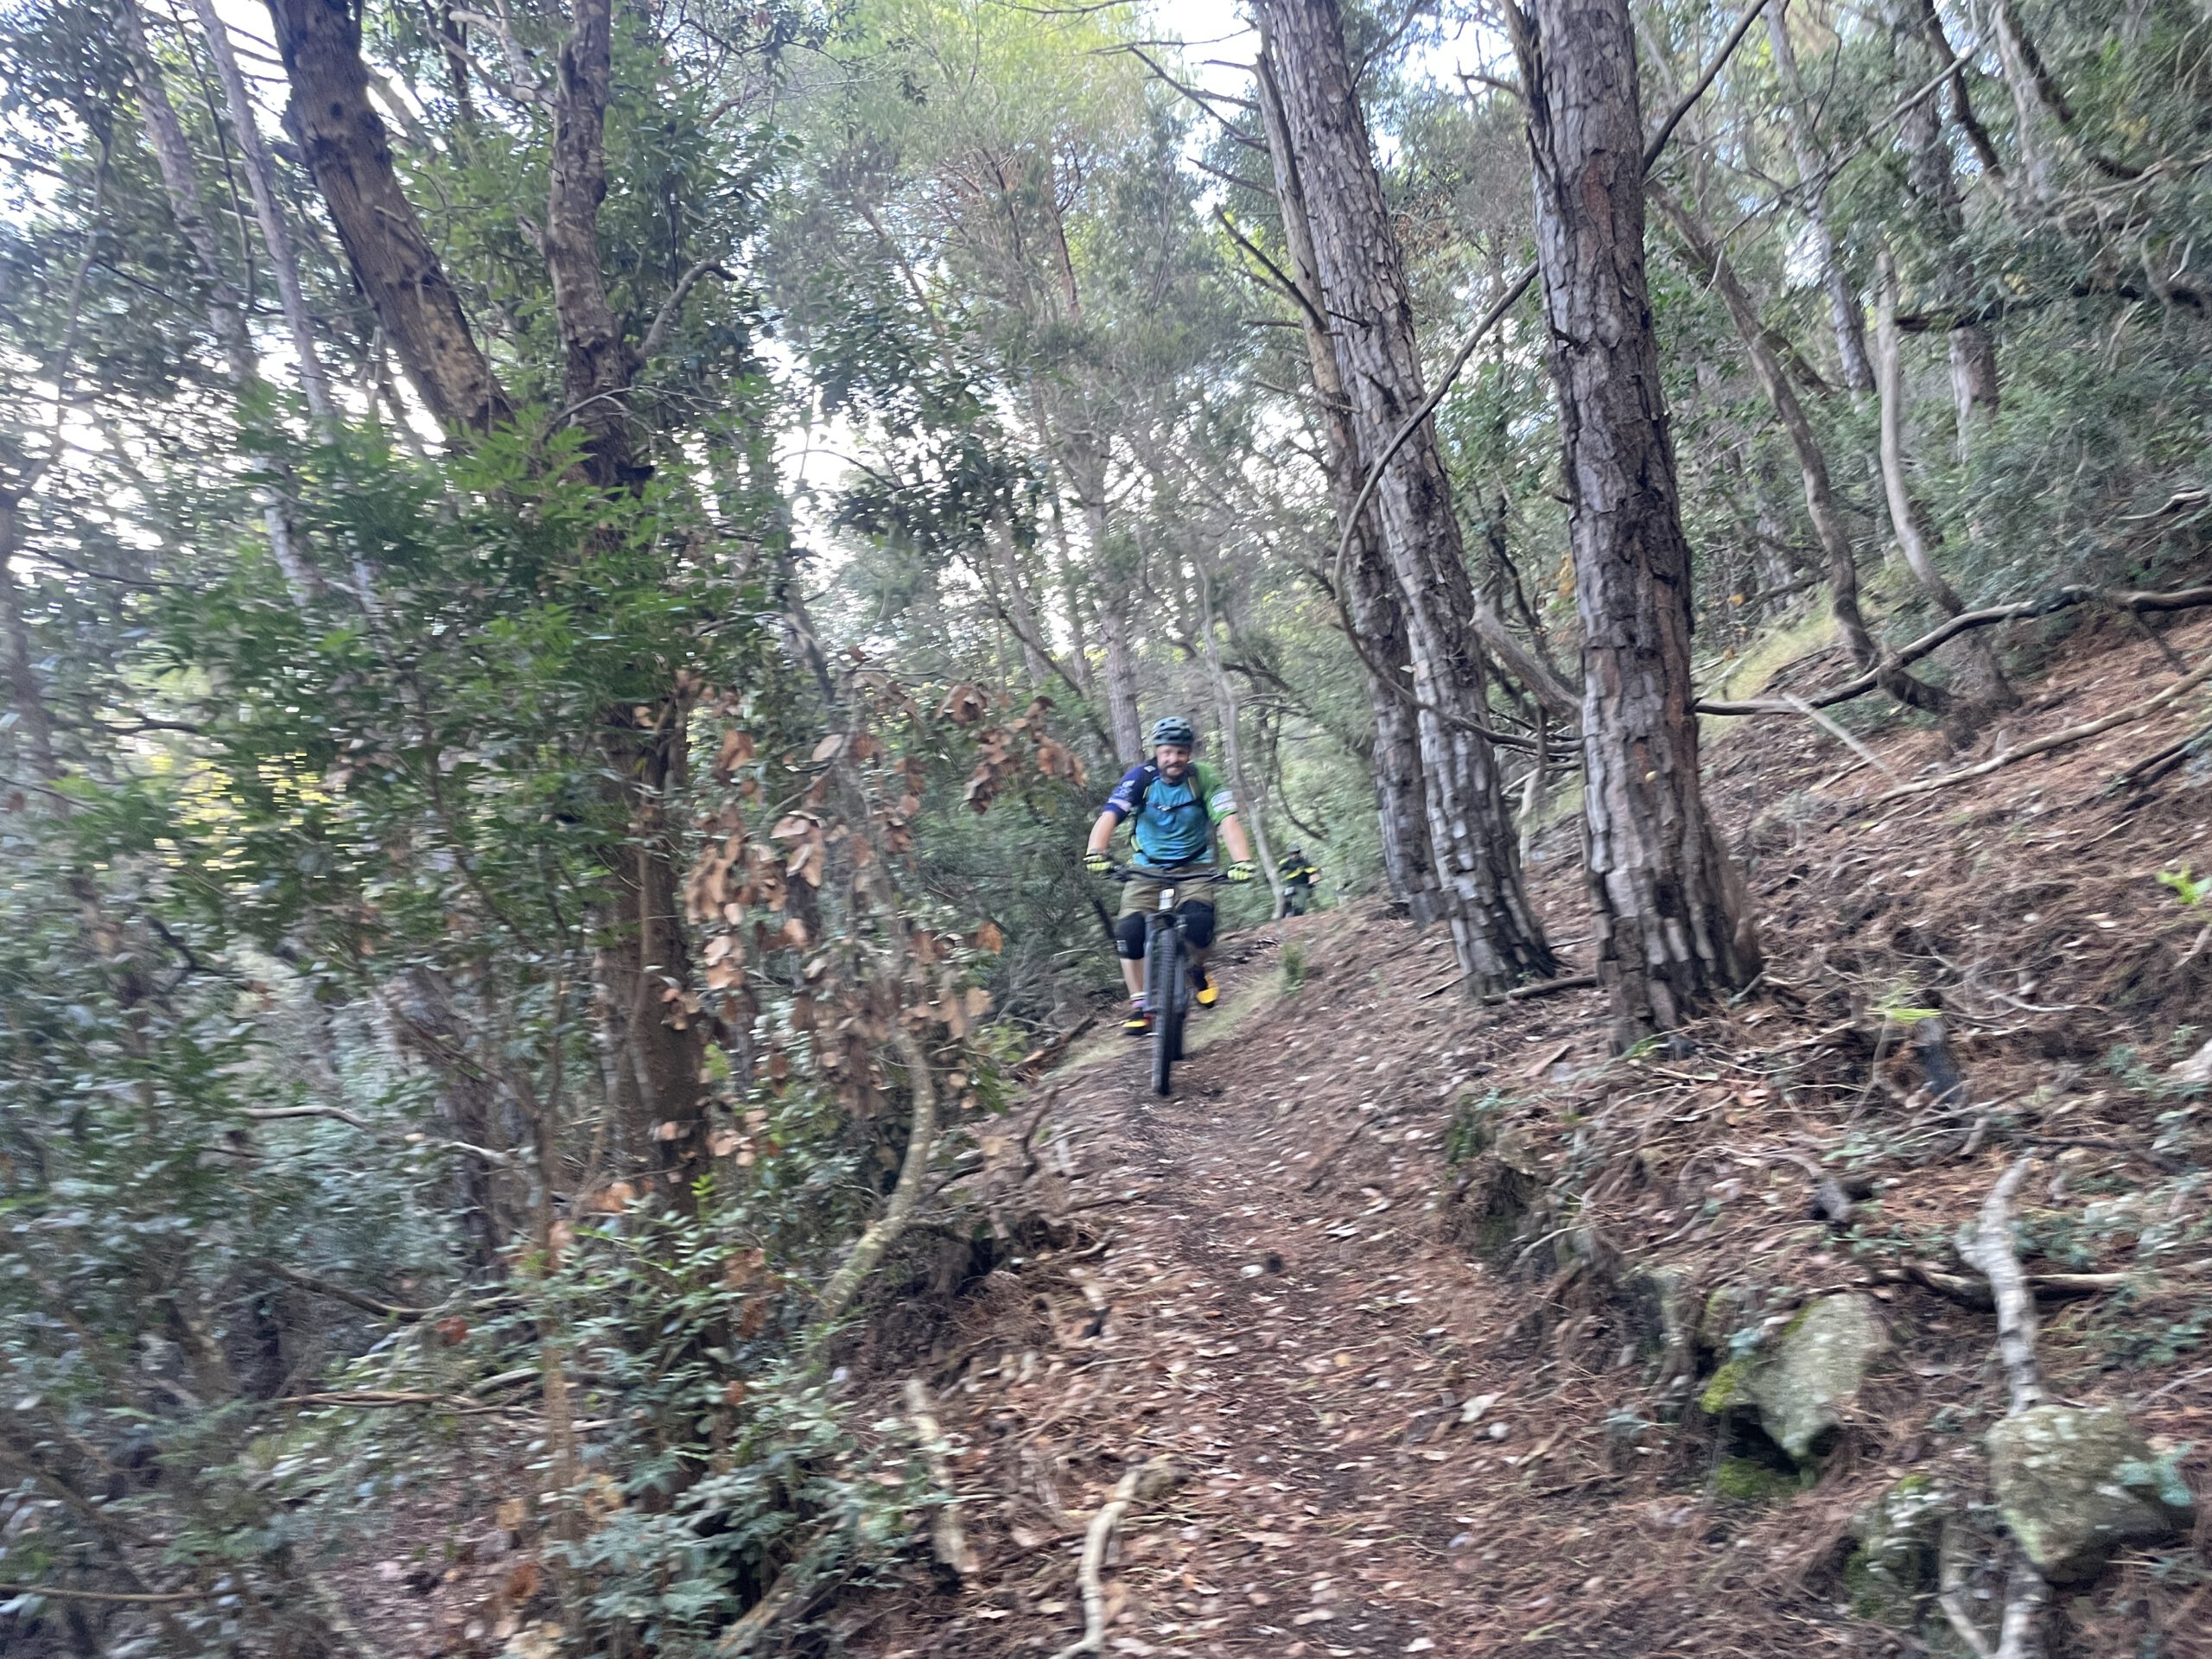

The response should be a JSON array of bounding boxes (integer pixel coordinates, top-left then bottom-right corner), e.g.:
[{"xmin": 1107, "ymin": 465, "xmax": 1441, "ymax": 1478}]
[
  {"xmin": 1083, "ymin": 715, "xmax": 1255, "ymax": 1033},
  {"xmin": 1277, "ymin": 848, "xmax": 1320, "ymax": 915}
]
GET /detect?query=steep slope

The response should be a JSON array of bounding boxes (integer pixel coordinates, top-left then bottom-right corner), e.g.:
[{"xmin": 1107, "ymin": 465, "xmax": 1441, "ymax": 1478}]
[{"xmin": 846, "ymin": 613, "xmax": 2212, "ymax": 1658}]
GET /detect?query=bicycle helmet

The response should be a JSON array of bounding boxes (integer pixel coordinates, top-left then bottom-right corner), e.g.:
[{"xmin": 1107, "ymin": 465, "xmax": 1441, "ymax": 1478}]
[{"xmin": 1147, "ymin": 715, "xmax": 1197, "ymax": 748}]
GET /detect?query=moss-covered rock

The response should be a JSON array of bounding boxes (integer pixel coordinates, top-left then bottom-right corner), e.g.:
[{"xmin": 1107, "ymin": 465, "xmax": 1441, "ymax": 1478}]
[
  {"xmin": 1739, "ymin": 1294, "xmax": 1885, "ymax": 1459},
  {"xmin": 1987, "ymin": 1405, "xmax": 2196, "ymax": 1582},
  {"xmin": 1844, "ymin": 1472, "xmax": 1952, "ymax": 1619},
  {"xmin": 1700, "ymin": 1294, "xmax": 1886, "ymax": 1462}
]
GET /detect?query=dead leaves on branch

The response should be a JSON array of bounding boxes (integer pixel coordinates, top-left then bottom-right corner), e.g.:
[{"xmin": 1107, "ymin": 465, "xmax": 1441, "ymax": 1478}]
[
  {"xmin": 956, "ymin": 690, "xmax": 1087, "ymax": 813},
  {"xmin": 679, "ymin": 677, "xmax": 1076, "ymax": 1126}
]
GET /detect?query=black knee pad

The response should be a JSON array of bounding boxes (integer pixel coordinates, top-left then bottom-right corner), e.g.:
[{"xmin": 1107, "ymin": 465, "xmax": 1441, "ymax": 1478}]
[
  {"xmin": 1177, "ymin": 901, "xmax": 1216, "ymax": 950},
  {"xmin": 1114, "ymin": 912, "xmax": 1148, "ymax": 960}
]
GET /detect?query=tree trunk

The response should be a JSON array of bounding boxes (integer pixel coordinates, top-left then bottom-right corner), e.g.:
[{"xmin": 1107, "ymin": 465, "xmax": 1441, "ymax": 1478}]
[
  {"xmin": 1765, "ymin": 4, "xmax": 1874, "ymax": 393},
  {"xmin": 1071, "ymin": 435, "xmax": 1143, "ymax": 765},
  {"xmin": 193, "ymin": 0, "xmax": 336, "ymax": 431},
  {"xmin": 267, "ymin": 0, "xmax": 510, "ymax": 434},
  {"xmin": 1255, "ymin": 44, "xmax": 1439, "ymax": 924},
  {"xmin": 1886, "ymin": 0, "xmax": 1999, "ymax": 454},
  {"xmin": 1652, "ymin": 186, "xmax": 1953, "ymax": 718},
  {"xmin": 1989, "ymin": 0, "xmax": 2057, "ymax": 202},
  {"xmin": 544, "ymin": 0, "xmax": 639, "ymax": 489},
  {"xmin": 1196, "ymin": 572, "xmax": 1286, "ymax": 916},
  {"xmin": 120, "ymin": 3, "xmax": 321, "ymax": 607},
  {"xmin": 1254, "ymin": 0, "xmax": 1553, "ymax": 991},
  {"xmin": 1874, "ymin": 251, "xmax": 2017, "ymax": 710},
  {"xmin": 1516, "ymin": 0, "xmax": 1759, "ymax": 1046},
  {"xmin": 541, "ymin": 0, "xmax": 709, "ymax": 1186},
  {"xmin": 269, "ymin": 0, "xmax": 710, "ymax": 1196},
  {"xmin": 988, "ymin": 518, "xmax": 1055, "ymax": 689}
]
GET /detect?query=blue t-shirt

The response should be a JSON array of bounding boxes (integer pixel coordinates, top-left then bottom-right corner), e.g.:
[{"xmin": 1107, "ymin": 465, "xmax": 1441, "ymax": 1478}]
[{"xmin": 1102, "ymin": 760, "xmax": 1236, "ymax": 867}]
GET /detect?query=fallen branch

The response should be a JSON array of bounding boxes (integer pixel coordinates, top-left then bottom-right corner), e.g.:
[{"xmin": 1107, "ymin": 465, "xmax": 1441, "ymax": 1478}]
[
  {"xmin": 812, "ymin": 1022, "xmax": 941, "ymax": 1331},
  {"xmin": 1961, "ymin": 1155, "xmax": 2044, "ymax": 1410},
  {"xmin": 1940, "ymin": 1156, "xmax": 2050, "ymax": 1659},
  {"xmin": 1016, "ymin": 1011, "xmax": 1102, "ymax": 1078},
  {"xmin": 1876, "ymin": 650, "xmax": 2212, "ymax": 804},
  {"xmin": 264, "ymin": 1389, "xmax": 512, "ymax": 1414},
  {"xmin": 903, "ymin": 1378, "xmax": 979, "ymax": 1581},
  {"xmin": 1051, "ymin": 1459, "xmax": 1181, "ymax": 1659},
  {"xmin": 0, "ymin": 1581, "xmax": 209, "ymax": 1605},
  {"xmin": 1878, "ymin": 1261, "xmax": 2137, "ymax": 1307},
  {"xmin": 1483, "ymin": 972, "xmax": 1598, "ymax": 1006},
  {"xmin": 254, "ymin": 1259, "xmax": 428, "ymax": 1322},
  {"xmin": 710, "ymin": 1560, "xmax": 806, "ymax": 1657},
  {"xmin": 1699, "ymin": 583, "xmax": 2212, "ymax": 717},
  {"xmin": 1939, "ymin": 1528, "xmax": 2049, "ymax": 1659},
  {"xmin": 1421, "ymin": 970, "xmax": 1596, "ymax": 1005}
]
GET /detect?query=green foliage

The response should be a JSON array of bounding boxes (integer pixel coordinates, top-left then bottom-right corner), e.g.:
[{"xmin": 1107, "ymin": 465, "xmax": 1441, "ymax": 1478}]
[
  {"xmin": 525, "ymin": 1200, "xmax": 912, "ymax": 1650},
  {"xmin": 2158, "ymin": 866, "xmax": 2209, "ymax": 907}
]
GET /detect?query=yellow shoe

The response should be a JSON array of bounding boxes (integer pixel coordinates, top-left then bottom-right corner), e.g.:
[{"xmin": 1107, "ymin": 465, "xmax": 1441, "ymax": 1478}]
[
  {"xmin": 1123, "ymin": 1003, "xmax": 1152, "ymax": 1034},
  {"xmin": 1193, "ymin": 974, "xmax": 1218, "ymax": 1008}
]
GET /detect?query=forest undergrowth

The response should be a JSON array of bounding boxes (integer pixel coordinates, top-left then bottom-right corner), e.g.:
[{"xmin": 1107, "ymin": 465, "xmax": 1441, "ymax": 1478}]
[{"xmin": 334, "ymin": 611, "xmax": 2212, "ymax": 1657}]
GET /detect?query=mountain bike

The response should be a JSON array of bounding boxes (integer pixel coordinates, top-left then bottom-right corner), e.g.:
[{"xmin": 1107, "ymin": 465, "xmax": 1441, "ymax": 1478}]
[{"xmin": 1111, "ymin": 863, "xmax": 1230, "ymax": 1097}]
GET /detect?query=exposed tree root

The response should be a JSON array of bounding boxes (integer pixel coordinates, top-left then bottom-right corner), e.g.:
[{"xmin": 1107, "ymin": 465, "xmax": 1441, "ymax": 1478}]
[{"xmin": 1050, "ymin": 1459, "xmax": 1181, "ymax": 1659}]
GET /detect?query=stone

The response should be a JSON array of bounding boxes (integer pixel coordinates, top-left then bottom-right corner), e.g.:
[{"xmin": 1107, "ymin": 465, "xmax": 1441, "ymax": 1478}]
[
  {"xmin": 1707, "ymin": 1294, "xmax": 1886, "ymax": 1460},
  {"xmin": 1987, "ymin": 1405, "xmax": 2196, "ymax": 1582},
  {"xmin": 1844, "ymin": 1473, "xmax": 1953, "ymax": 1618}
]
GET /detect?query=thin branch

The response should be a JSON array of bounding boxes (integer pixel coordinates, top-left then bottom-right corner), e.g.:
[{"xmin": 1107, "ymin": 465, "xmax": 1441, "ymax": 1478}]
[
  {"xmin": 638, "ymin": 258, "xmax": 734, "ymax": 362},
  {"xmin": 1874, "ymin": 649, "xmax": 2212, "ymax": 804},
  {"xmin": 1698, "ymin": 584, "xmax": 2212, "ymax": 716},
  {"xmin": 253, "ymin": 1259, "xmax": 429, "ymax": 1322}
]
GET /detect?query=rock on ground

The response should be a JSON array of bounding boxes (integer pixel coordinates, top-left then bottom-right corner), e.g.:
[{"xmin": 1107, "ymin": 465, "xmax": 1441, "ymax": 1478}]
[
  {"xmin": 1722, "ymin": 1293, "xmax": 1887, "ymax": 1460},
  {"xmin": 1987, "ymin": 1404, "xmax": 2196, "ymax": 1582}
]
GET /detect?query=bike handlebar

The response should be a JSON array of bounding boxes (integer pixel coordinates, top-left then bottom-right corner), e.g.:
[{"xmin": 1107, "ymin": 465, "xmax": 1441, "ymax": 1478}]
[{"xmin": 1106, "ymin": 862, "xmax": 1231, "ymax": 883}]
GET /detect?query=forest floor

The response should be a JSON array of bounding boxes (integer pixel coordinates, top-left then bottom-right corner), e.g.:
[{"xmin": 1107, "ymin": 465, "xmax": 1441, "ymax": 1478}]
[{"xmin": 842, "ymin": 611, "xmax": 2212, "ymax": 1659}]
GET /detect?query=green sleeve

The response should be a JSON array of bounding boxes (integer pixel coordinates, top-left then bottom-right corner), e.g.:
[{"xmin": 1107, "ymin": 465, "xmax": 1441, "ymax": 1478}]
[{"xmin": 1195, "ymin": 761, "xmax": 1236, "ymax": 821}]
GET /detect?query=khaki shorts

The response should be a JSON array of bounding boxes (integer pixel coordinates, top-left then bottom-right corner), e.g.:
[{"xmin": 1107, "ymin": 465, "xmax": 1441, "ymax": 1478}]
[{"xmin": 1117, "ymin": 864, "xmax": 1219, "ymax": 918}]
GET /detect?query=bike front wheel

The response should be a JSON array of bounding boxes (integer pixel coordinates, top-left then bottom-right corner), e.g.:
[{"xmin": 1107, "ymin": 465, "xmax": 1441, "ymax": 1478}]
[{"xmin": 1147, "ymin": 924, "xmax": 1181, "ymax": 1096}]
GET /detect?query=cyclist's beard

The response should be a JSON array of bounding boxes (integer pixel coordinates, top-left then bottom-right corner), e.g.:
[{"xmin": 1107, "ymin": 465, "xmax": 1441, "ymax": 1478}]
[{"xmin": 1158, "ymin": 759, "xmax": 1188, "ymax": 782}]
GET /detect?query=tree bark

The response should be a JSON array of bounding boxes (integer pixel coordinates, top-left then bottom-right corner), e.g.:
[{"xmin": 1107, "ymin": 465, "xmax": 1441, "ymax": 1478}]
[
  {"xmin": 267, "ymin": 0, "xmax": 510, "ymax": 434},
  {"xmin": 1255, "ymin": 44, "xmax": 1439, "ymax": 925},
  {"xmin": 1988, "ymin": 0, "xmax": 2057, "ymax": 203},
  {"xmin": 1253, "ymin": 0, "xmax": 1554, "ymax": 991},
  {"xmin": 1195, "ymin": 568, "xmax": 1286, "ymax": 915},
  {"xmin": 988, "ymin": 518, "xmax": 1055, "ymax": 689},
  {"xmin": 1516, "ymin": 0, "xmax": 1759, "ymax": 1046},
  {"xmin": 1874, "ymin": 251, "xmax": 2016, "ymax": 709},
  {"xmin": 1652, "ymin": 186, "xmax": 1953, "ymax": 718},
  {"xmin": 193, "ymin": 0, "xmax": 336, "ymax": 431},
  {"xmin": 544, "ymin": 0, "xmax": 639, "ymax": 488},
  {"xmin": 1765, "ymin": 3, "xmax": 1873, "ymax": 393}
]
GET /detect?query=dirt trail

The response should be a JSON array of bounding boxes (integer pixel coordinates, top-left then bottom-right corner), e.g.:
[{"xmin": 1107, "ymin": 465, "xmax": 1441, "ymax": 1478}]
[{"xmin": 870, "ymin": 914, "xmax": 1659, "ymax": 1658}]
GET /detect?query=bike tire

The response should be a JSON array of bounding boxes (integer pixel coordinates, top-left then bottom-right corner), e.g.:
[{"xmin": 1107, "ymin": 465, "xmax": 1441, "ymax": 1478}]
[{"xmin": 1149, "ymin": 925, "xmax": 1180, "ymax": 1096}]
